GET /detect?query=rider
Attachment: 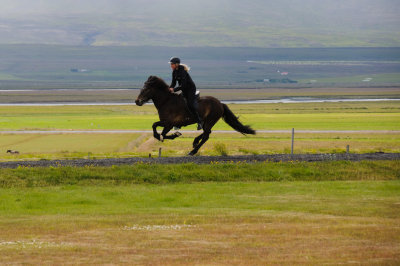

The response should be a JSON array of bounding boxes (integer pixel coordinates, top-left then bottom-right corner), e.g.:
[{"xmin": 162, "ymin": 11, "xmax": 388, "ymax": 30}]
[{"xmin": 168, "ymin": 57, "xmax": 203, "ymax": 130}]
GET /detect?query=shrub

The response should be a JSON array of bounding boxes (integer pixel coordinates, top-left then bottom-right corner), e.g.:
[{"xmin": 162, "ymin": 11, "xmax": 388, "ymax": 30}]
[{"xmin": 214, "ymin": 142, "xmax": 228, "ymax": 156}]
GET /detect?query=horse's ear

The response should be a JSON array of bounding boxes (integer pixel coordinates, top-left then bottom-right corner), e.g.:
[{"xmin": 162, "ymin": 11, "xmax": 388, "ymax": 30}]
[{"xmin": 147, "ymin": 75, "xmax": 154, "ymax": 81}]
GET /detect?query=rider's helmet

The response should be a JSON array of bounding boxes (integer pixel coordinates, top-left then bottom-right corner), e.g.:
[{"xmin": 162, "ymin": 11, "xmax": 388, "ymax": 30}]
[{"xmin": 169, "ymin": 57, "xmax": 181, "ymax": 64}]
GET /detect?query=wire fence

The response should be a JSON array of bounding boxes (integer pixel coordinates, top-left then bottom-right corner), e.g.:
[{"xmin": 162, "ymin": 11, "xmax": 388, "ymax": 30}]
[{"xmin": 2, "ymin": 129, "xmax": 398, "ymax": 162}]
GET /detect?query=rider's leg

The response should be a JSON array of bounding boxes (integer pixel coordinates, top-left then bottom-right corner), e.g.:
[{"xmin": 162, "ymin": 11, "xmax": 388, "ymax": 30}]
[{"xmin": 186, "ymin": 94, "xmax": 203, "ymax": 130}]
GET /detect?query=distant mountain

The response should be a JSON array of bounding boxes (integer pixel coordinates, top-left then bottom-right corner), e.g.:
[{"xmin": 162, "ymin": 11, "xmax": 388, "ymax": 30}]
[{"xmin": 0, "ymin": 0, "xmax": 399, "ymax": 47}]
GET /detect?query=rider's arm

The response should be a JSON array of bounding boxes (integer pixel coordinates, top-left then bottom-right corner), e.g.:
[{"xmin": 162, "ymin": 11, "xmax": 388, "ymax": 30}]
[
  {"xmin": 170, "ymin": 70, "xmax": 177, "ymax": 89},
  {"xmin": 174, "ymin": 67, "xmax": 187, "ymax": 92}
]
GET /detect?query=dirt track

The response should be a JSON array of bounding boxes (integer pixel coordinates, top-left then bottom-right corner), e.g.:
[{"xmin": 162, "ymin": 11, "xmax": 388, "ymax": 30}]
[{"xmin": 0, "ymin": 153, "xmax": 399, "ymax": 169}]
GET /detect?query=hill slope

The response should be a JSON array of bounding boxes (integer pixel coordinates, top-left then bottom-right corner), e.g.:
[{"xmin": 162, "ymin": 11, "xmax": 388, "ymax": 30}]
[{"xmin": 0, "ymin": 0, "xmax": 399, "ymax": 47}]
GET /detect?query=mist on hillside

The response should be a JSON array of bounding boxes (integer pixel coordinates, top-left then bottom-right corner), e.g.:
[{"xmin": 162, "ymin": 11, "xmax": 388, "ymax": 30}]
[{"xmin": 0, "ymin": 0, "xmax": 399, "ymax": 47}]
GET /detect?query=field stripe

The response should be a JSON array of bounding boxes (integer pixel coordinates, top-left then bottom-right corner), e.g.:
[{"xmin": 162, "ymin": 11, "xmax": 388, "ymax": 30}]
[{"xmin": 1, "ymin": 130, "xmax": 400, "ymax": 134}]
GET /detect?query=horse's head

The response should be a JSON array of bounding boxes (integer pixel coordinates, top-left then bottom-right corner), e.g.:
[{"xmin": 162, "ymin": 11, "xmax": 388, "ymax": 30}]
[
  {"xmin": 135, "ymin": 75, "xmax": 168, "ymax": 106},
  {"xmin": 135, "ymin": 76, "xmax": 157, "ymax": 106}
]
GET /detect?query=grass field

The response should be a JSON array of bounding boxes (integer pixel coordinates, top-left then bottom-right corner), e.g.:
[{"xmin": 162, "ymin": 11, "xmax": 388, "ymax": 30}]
[
  {"xmin": 1, "ymin": 101, "xmax": 399, "ymax": 160},
  {"xmin": 0, "ymin": 161, "xmax": 399, "ymax": 264},
  {"xmin": 2, "ymin": 101, "xmax": 400, "ymax": 131},
  {"xmin": 2, "ymin": 111, "xmax": 399, "ymax": 131},
  {"xmin": 2, "ymin": 132, "xmax": 399, "ymax": 160},
  {"xmin": 1, "ymin": 97, "xmax": 399, "ymax": 263},
  {"xmin": 1, "ymin": 44, "xmax": 399, "ymax": 263}
]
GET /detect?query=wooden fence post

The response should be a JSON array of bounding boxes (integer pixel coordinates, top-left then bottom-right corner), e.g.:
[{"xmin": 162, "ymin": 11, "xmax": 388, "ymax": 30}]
[{"xmin": 291, "ymin": 128, "xmax": 294, "ymax": 155}]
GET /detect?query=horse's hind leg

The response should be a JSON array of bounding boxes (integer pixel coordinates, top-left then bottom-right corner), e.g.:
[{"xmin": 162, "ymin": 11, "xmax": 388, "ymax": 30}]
[
  {"xmin": 192, "ymin": 133, "xmax": 204, "ymax": 148},
  {"xmin": 189, "ymin": 116, "xmax": 221, "ymax": 155},
  {"xmin": 188, "ymin": 130, "xmax": 211, "ymax": 156}
]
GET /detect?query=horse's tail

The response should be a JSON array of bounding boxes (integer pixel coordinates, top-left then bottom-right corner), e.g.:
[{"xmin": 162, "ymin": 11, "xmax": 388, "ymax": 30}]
[{"xmin": 222, "ymin": 104, "xmax": 256, "ymax": 135}]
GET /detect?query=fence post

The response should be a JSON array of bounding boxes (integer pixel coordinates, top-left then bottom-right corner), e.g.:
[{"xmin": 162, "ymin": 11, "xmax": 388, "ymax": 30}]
[
  {"xmin": 291, "ymin": 128, "xmax": 294, "ymax": 155},
  {"xmin": 158, "ymin": 148, "xmax": 162, "ymax": 158},
  {"xmin": 346, "ymin": 145, "xmax": 350, "ymax": 154}
]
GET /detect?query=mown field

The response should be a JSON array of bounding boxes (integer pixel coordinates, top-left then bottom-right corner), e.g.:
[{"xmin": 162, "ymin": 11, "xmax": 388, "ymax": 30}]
[
  {"xmin": 1, "ymin": 101, "xmax": 399, "ymax": 160},
  {"xmin": 1, "ymin": 97, "xmax": 399, "ymax": 263},
  {"xmin": 0, "ymin": 161, "xmax": 399, "ymax": 264},
  {"xmin": 2, "ymin": 101, "xmax": 399, "ymax": 131}
]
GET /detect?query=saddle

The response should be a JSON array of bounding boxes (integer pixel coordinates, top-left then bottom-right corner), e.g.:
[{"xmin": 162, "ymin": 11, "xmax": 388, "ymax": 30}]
[
  {"xmin": 179, "ymin": 90, "xmax": 200, "ymax": 105},
  {"xmin": 174, "ymin": 91, "xmax": 201, "ymax": 128}
]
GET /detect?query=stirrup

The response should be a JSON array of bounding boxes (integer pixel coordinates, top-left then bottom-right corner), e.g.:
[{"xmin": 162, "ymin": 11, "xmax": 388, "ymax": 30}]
[{"xmin": 197, "ymin": 123, "xmax": 203, "ymax": 130}]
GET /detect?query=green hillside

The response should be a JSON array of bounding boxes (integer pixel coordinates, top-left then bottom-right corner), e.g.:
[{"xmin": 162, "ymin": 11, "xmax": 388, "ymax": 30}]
[
  {"xmin": 0, "ymin": 45, "xmax": 399, "ymax": 88},
  {"xmin": 0, "ymin": 0, "xmax": 399, "ymax": 47}
]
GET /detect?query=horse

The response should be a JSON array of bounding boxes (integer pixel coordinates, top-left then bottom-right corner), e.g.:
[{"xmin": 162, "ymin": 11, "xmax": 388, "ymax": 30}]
[{"xmin": 135, "ymin": 75, "xmax": 256, "ymax": 155}]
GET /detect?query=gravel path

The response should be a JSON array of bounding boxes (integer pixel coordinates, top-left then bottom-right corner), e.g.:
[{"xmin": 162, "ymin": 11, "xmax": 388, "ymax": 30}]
[{"xmin": 1, "ymin": 153, "xmax": 399, "ymax": 169}]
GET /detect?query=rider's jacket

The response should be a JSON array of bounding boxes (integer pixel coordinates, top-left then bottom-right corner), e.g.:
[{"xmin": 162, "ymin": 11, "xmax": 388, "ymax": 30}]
[{"xmin": 170, "ymin": 65, "xmax": 196, "ymax": 97}]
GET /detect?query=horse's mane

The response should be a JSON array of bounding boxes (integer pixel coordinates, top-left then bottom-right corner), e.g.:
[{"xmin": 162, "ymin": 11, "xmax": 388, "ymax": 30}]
[{"xmin": 146, "ymin": 76, "xmax": 169, "ymax": 92}]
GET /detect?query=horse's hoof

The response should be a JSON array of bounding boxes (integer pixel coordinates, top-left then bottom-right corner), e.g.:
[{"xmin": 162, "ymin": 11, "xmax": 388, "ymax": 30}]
[
  {"xmin": 188, "ymin": 150, "xmax": 196, "ymax": 156},
  {"xmin": 175, "ymin": 132, "xmax": 182, "ymax": 137},
  {"xmin": 160, "ymin": 135, "xmax": 164, "ymax": 142}
]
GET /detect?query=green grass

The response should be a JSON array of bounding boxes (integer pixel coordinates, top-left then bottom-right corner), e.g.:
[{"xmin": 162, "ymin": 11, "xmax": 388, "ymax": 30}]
[
  {"xmin": 0, "ymin": 178, "xmax": 399, "ymax": 263},
  {"xmin": 1, "ymin": 102, "xmax": 400, "ymax": 131},
  {"xmin": 2, "ymin": 132, "xmax": 399, "ymax": 160},
  {"xmin": 1, "ymin": 161, "xmax": 399, "ymax": 188},
  {"xmin": 2, "ymin": 112, "xmax": 398, "ymax": 130},
  {"xmin": 1, "ymin": 101, "xmax": 399, "ymax": 160},
  {"xmin": 0, "ymin": 180, "xmax": 399, "ymax": 217},
  {"xmin": 0, "ymin": 133, "xmax": 141, "ymax": 154},
  {"xmin": 0, "ymin": 161, "xmax": 399, "ymax": 264}
]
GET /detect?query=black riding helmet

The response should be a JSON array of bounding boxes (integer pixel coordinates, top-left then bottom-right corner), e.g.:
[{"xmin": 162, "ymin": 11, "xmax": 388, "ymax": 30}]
[{"xmin": 169, "ymin": 57, "xmax": 180, "ymax": 64}]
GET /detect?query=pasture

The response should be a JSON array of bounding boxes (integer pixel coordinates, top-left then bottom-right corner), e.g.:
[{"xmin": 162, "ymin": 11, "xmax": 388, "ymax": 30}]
[
  {"xmin": 1, "ymin": 98, "xmax": 399, "ymax": 264},
  {"xmin": 1, "ymin": 101, "xmax": 399, "ymax": 160},
  {"xmin": 0, "ymin": 161, "xmax": 399, "ymax": 264},
  {"xmin": 2, "ymin": 101, "xmax": 400, "ymax": 131}
]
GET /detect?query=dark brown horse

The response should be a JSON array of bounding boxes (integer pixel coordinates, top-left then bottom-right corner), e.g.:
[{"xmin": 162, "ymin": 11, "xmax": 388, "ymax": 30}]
[{"xmin": 135, "ymin": 76, "xmax": 256, "ymax": 155}]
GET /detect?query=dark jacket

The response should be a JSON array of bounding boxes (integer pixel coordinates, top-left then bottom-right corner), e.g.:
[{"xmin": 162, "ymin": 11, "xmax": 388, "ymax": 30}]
[{"xmin": 170, "ymin": 65, "xmax": 196, "ymax": 97}]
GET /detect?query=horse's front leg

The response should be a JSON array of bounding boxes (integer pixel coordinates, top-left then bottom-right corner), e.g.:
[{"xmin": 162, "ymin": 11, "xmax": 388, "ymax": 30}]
[
  {"xmin": 160, "ymin": 126, "xmax": 172, "ymax": 142},
  {"xmin": 160, "ymin": 125, "xmax": 184, "ymax": 141},
  {"xmin": 152, "ymin": 121, "xmax": 164, "ymax": 141}
]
